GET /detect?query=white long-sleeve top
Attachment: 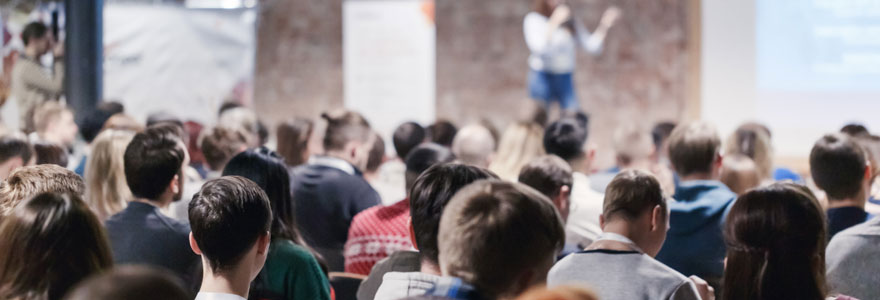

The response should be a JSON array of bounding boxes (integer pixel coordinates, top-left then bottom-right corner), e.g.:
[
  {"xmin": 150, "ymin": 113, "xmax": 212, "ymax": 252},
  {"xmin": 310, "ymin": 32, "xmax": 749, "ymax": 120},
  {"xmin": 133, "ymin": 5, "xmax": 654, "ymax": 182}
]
[{"xmin": 524, "ymin": 11, "xmax": 602, "ymax": 74}]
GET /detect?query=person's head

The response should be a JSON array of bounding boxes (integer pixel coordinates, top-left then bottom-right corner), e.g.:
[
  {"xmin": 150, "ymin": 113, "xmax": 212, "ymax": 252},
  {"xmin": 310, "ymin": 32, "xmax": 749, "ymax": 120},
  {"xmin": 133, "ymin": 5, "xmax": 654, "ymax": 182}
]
[
  {"xmin": 64, "ymin": 266, "xmax": 190, "ymax": 300},
  {"xmin": 840, "ymin": 123, "xmax": 869, "ymax": 138},
  {"xmin": 404, "ymin": 143, "xmax": 456, "ymax": 192},
  {"xmin": 0, "ymin": 193, "xmax": 112, "ymax": 300},
  {"xmin": 543, "ymin": 118, "xmax": 590, "ymax": 172},
  {"xmin": 451, "ymin": 124, "xmax": 495, "ymax": 168},
  {"xmin": 80, "ymin": 103, "xmax": 124, "ymax": 144},
  {"xmin": 320, "ymin": 109, "xmax": 373, "ymax": 170},
  {"xmin": 100, "ymin": 113, "xmax": 144, "ymax": 133},
  {"xmin": 0, "ymin": 164, "xmax": 85, "ymax": 217},
  {"xmin": 720, "ymin": 154, "xmax": 761, "ymax": 196},
  {"xmin": 218, "ymin": 107, "xmax": 260, "ymax": 147},
  {"xmin": 651, "ymin": 121, "xmax": 677, "ymax": 162},
  {"xmin": 409, "ymin": 163, "xmax": 497, "ymax": 268},
  {"xmin": 723, "ymin": 183, "xmax": 827, "ymax": 300},
  {"xmin": 365, "ymin": 132, "xmax": 386, "ymax": 174},
  {"xmin": 189, "ymin": 176, "xmax": 271, "ymax": 283},
  {"xmin": 21, "ymin": 22, "xmax": 52, "ymax": 56},
  {"xmin": 518, "ymin": 155, "xmax": 573, "ymax": 221},
  {"xmin": 809, "ymin": 133, "xmax": 869, "ymax": 202},
  {"xmin": 276, "ymin": 117, "xmax": 314, "ymax": 167},
  {"xmin": 0, "ymin": 135, "xmax": 33, "ymax": 180},
  {"xmin": 393, "ymin": 121, "xmax": 425, "ymax": 159},
  {"xmin": 33, "ymin": 102, "xmax": 78, "ymax": 148},
  {"xmin": 667, "ymin": 121, "xmax": 722, "ymax": 179},
  {"xmin": 32, "ymin": 141, "xmax": 68, "ymax": 167},
  {"xmin": 516, "ymin": 285, "xmax": 598, "ymax": 300},
  {"xmin": 532, "ymin": 0, "xmax": 565, "ymax": 17},
  {"xmin": 426, "ymin": 120, "xmax": 458, "ymax": 147},
  {"xmin": 490, "ymin": 122, "xmax": 546, "ymax": 181},
  {"xmin": 85, "ymin": 130, "xmax": 135, "ymax": 221},
  {"xmin": 599, "ymin": 170, "xmax": 668, "ymax": 257},
  {"xmin": 438, "ymin": 180, "xmax": 565, "ymax": 299},
  {"xmin": 124, "ymin": 125, "xmax": 189, "ymax": 203},
  {"xmin": 612, "ymin": 126, "xmax": 654, "ymax": 167},
  {"xmin": 725, "ymin": 123, "xmax": 773, "ymax": 180},
  {"xmin": 199, "ymin": 126, "xmax": 249, "ymax": 172}
]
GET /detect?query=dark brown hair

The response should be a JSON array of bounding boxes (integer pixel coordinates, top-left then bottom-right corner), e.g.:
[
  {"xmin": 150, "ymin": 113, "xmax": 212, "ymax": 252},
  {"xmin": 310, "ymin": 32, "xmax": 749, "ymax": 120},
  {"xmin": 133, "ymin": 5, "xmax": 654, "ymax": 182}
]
[
  {"xmin": 602, "ymin": 170, "xmax": 666, "ymax": 221},
  {"xmin": 33, "ymin": 141, "xmax": 68, "ymax": 167},
  {"xmin": 320, "ymin": 110, "xmax": 371, "ymax": 152},
  {"xmin": 0, "ymin": 193, "xmax": 113, "ymax": 300},
  {"xmin": 366, "ymin": 132, "xmax": 385, "ymax": 172},
  {"xmin": 667, "ymin": 122, "xmax": 721, "ymax": 177},
  {"xmin": 722, "ymin": 183, "xmax": 827, "ymax": 300},
  {"xmin": 199, "ymin": 126, "xmax": 248, "ymax": 171},
  {"xmin": 276, "ymin": 117, "xmax": 313, "ymax": 167},
  {"xmin": 810, "ymin": 133, "xmax": 867, "ymax": 200},
  {"xmin": 518, "ymin": 155, "xmax": 572, "ymax": 199}
]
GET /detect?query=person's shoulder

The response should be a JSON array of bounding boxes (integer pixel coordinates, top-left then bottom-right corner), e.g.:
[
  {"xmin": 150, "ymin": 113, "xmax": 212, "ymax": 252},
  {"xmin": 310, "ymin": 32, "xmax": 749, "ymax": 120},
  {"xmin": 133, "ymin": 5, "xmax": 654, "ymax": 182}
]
[
  {"xmin": 269, "ymin": 239, "xmax": 321, "ymax": 267},
  {"xmin": 641, "ymin": 255, "xmax": 691, "ymax": 282}
]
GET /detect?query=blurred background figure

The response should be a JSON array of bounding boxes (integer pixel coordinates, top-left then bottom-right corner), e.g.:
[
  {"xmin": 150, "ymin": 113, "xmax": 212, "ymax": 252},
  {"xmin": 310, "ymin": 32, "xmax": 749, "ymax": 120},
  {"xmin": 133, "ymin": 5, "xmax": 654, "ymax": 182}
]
[
  {"xmin": 720, "ymin": 154, "xmax": 761, "ymax": 195},
  {"xmin": 65, "ymin": 266, "xmax": 190, "ymax": 300}
]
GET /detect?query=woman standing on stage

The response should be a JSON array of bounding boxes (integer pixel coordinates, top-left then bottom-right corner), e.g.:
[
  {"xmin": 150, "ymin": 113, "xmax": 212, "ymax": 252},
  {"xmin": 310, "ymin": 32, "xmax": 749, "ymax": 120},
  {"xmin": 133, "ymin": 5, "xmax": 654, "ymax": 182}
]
[{"xmin": 524, "ymin": 0, "xmax": 620, "ymax": 110}]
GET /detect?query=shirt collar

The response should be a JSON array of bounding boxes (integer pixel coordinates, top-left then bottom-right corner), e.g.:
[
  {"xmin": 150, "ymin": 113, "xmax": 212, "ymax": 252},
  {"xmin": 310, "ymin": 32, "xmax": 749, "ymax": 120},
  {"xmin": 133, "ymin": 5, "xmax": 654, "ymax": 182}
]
[
  {"xmin": 194, "ymin": 292, "xmax": 247, "ymax": 300},
  {"xmin": 309, "ymin": 155, "xmax": 356, "ymax": 175},
  {"xmin": 424, "ymin": 277, "xmax": 485, "ymax": 300}
]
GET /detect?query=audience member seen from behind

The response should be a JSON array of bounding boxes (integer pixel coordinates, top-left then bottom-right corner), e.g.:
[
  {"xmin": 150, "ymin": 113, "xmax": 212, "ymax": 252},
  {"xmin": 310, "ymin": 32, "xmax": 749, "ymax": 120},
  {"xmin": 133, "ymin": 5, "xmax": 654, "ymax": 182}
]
[
  {"xmin": 189, "ymin": 176, "xmax": 272, "ymax": 300},
  {"xmin": 451, "ymin": 124, "xmax": 496, "ymax": 169},
  {"xmin": 517, "ymin": 155, "xmax": 577, "ymax": 256},
  {"xmin": 104, "ymin": 125, "xmax": 199, "ymax": 285},
  {"xmin": 719, "ymin": 154, "xmax": 761, "ymax": 195},
  {"xmin": 723, "ymin": 183, "xmax": 853, "ymax": 300},
  {"xmin": 346, "ymin": 143, "xmax": 455, "ymax": 277},
  {"xmin": 426, "ymin": 180, "xmax": 564, "ymax": 300},
  {"xmin": 32, "ymin": 141, "xmax": 68, "ymax": 167},
  {"xmin": 549, "ymin": 170, "xmax": 713, "ymax": 300},
  {"xmin": 589, "ymin": 125, "xmax": 656, "ymax": 193},
  {"xmin": 84, "ymin": 130, "xmax": 134, "ymax": 221},
  {"xmin": 654, "ymin": 121, "xmax": 736, "ymax": 291},
  {"xmin": 426, "ymin": 120, "xmax": 458, "ymax": 148},
  {"xmin": 826, "ymin": 192, "xmax": 880, "ymax": 300},
  {"xmin": 371, "ymin": 164, "xmax": 497, "ymax": 300},
  {"xmin": 810, "ymin": 133, "xmax": 873, "ymax": 239},
  {"xmin": 32, "ymin": 102, "xmax": 78, "ymax": 151},
  {"xmin": 0, "ymin": 164, "xmax": 84, "ymax": 217},
  {"xmin": 0, "ymin": 193, "xmax": 112, "ymax": 300},
  {"xmin": 200, "ymin": 126, "xmax": 249, "ymax": 179},
  {"xmin": 65, "ymin": 266, "xmax": 190, "ymax": 300},
  {"xmin": 543, "ymin": 117, "xmax": 604, "ymax": 248},
  {"xmin": 11, "ymin": 21, "xmax": 64, "ymax": 132},
  {"xmin": 0, "ymin": 135, "xmax": 33, "ymax": 180},
  {"xmin": 490, "ymin": 121, "xmax": 546, "ymax": 181},
  {"xmin": 218, "ymin": 107, "xmax": 261, "ymax": 148},
  {"xmin": 290, "ymin": 109, "xmax": 381, "ymax": 271},
  {"xmin": 223, "ymin": 148, "xmax": 332, "ymax": 300},
  {"xmin": 723, "ymin": 123, "xmax": 774, "ymax": 183},
  {"xmin": 276, "ymin": 117, "xmax": 314, "ymax": 168},
  {"xmin": 371, "ymin": 121, "xmax": 426, "ymax": 205},
  {"xmin": 853, "ymin": 134, "xmax": 880, "ymax": 215},
  {"xmin": 651, "ymin": 121, "xmax": 677, "ymax": 166}
]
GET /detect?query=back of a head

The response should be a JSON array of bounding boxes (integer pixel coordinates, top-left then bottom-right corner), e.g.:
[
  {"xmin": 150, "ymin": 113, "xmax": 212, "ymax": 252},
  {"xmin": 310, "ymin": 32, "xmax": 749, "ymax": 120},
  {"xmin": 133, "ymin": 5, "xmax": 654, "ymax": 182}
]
[
  {"xmin": 725, "ymin": 124, "xmax": 773, "ymax": 180},
  {"xmin": 543, "ymin": 118, "xmax": 587, "ymax": 162},
  {"xmin": 409, "ymin": 163, "xmax": 497, "ymax": 266},
  {"xmin": 33, "ymin": 141, "xmax": 68, "ymax": 167},
  {"xmin": 85, "ymin": 130, "xmax": 135, "ymax": 221},
  {"xmin": 189, "ymin": 176, "xmax": 272, "ymax": 273},
  {"xmin": 33, "ymin": 102, "xmax": 71, "ymax": 135},
  {"xmin": 452, "ymin": 125, "xmax": 495, "ymax": 168},
  {"xmin": 651, "ymin": 121, "xmax": 677, "ymax": 151},
  {"xmin": 438, "ymin": 180, "xmax": 565, "ymax": 299},
  {"xmin": 0, "ymin": 164, "xmax": 85, "ymax": 216},
  {"xmin": 404, "ymin": 143, "xmax": 456, "ymax": 191},
  {"xmin": 276, "ymin": 117, "xmax": 313, "ymax": 167},
  {"xmin": 667, "ymin": 121, "xmax": 721, "ymax": 177},
  {"xmin": 602, "ymin": 169, "xmax": 666, "ymax": 223},
  {"xmin": 124, "ymin": 125, "xmax": 186, "ymax": 200},
  {"xmin": 393, "ymin": 121, "xmax": 426, "ymax": 159},
  {"xmin": 723, "ymin": 183, "xmax": 826, "ymax": 300},
  {"xmin": 0, "ymin": 134, "xmax": 33, "ymax": 165},
  {"xmin": 491, "ymin": 122, "xmax": 546, "ymax": 181},
  {"xmin": 222, "ymin": 149, "xmax": 298, "ymax": 242},
  {"xmin": 80, "ymin": 105, "xmax": 121, "ymax": 144},
  {"xmin": 840, "ymin": 123, "xmax": 869, "ymax": 138},
  {"xmin": 516, "ymin": 285, "xmax": 599, "ymax": 300},
  {"xmin": 64, "ymin": 266, "xmax": 189, "ymax": 300},
  {"xmin": 0, "ymin": 193, "xmax": 112, "ymax": 300},
  {"xmin": 199, "ymin": 126, "xmax": 249, "ymax": 172},
  {"xmin": 426, "ymin": 120, "xmax": 458, "ymax": 147},
  {"xmin": 218, "ymin": 107, "xmax": 260, "ymax": 146},
  {"xmin": 101, "ymin": 113, "xmax": 144, "ymax": 133},
  {"xmin": 21, "ymin": 22, "xmax": 47, "ymax": 47},
  {"xmin": 720, "ymin": 154, "xmax": 761, "ymax": 195},
  {"xmin": 366, "ymin": 132, "xmax": 386, "ymax": 173},
  {"xmin": 809, "ymin": 133, "xmax": 866, "ymax": 201},
  {"xmin": 321, "ymin": 109, "xmax": 371, "ymax": 152},
  {"xmin": 612, "ymin": 126, "xmax": 654, "ymax": 166},
  {"xmin": 518, "ymin": 155, "xmax": 573, "ymax": 199}
]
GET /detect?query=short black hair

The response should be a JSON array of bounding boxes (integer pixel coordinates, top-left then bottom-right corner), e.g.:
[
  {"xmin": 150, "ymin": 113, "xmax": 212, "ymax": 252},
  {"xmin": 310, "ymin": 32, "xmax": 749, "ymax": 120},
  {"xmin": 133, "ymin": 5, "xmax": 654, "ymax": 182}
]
[
  {"xmin": 651, "ymin": 122, "xmax": 677, "ymax": 150},
  {"xmin": 543, "ymin": 118, "xmax": 587, "ymax": 161},
  {"xmin": 33, "ymin": 141, "xmax": 68, "ymax": 167},
  {"xmin": 426, "ymin": 120, "xmax": 458, "ymax": 147},
  {"xmin": 840, "ymin": 123, "xmax": 869, "ymax": 138},
  {"xmin": 810, "ymin": 133, "xmax": 867, "ymax": 200},
  {"xmin": 393, "ymin": 122, "xmax": 425, "ymax": 159},
  {"xmin": 80, "ymin": 102, "xmax": 125, "ymax": 143},
  {"xmin": 404, "ymin": 143, "xmax": 456, "ymax": 191},
  {"xmin": 189, "ymin": 176, "xmax": 271, "ymax": 273},
  {"xmin": 366, "ymin": 132, "xmax": 385, "ymax": 173},
  {"xmin": 518, "ymin": 155, "xmax": 572, "ymax": 199},
  {"xmin": 409, "ymin": 163, "xmax": 497, "ymax": 265},
  {"xmin": 124, "ymin": 125, "xmax": 186, "ymax": 200},
  {"xmin": 0, "ymin": 135, "xmax": 32, "ymax": 164},
  {"xmin": 21, "ymin": 22, "xmax": 47, "ymax": 46}
]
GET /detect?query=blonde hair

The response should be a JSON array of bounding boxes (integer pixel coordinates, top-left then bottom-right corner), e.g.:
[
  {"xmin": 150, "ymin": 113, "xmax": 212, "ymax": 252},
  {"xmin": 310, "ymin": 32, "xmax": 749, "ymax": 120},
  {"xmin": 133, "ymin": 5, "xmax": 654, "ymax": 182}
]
[
  {"xmin": 32, "ymin": 101, "xmax": 71, "ymax": 134},
  {"xmin": 85, "ymin": 130, "xmax": 135, "ymax": 221},
  {"xmin": 0, "ymin": 164, "xmax": 85, "ymax": 216},
  {"xmin": 490, "ymin": 122, "xmax": 546, "ymax": 181},
  {"xmin": 612, "ymin": 125, "xmax": 654, "ymax": 165}
]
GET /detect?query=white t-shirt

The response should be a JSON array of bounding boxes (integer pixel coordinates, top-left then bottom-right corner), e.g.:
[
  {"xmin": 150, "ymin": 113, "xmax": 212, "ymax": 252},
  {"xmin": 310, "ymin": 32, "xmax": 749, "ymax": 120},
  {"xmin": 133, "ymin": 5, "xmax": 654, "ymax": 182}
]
[
  {"xmin": 523, "ymin": 12, "xmax": 602, "ymax": 74},
  {"xmin": 565, "ymin": 172, "xmax": 605, "ymax": 247},
  {"xmin": 194, "ymin": 292, "xmax": 247, "ymax": 300}
]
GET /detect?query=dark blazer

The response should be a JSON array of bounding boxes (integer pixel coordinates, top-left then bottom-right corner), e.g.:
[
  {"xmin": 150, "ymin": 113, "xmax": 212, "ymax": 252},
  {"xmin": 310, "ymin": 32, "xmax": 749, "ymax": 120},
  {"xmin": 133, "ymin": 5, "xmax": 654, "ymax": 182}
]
[
  {"xmin": 105, "ymin": 201, "xmax": 200, "ymax": 285},
  {"xmin": 291, "ymin": 161, "xmax": 381, "ymax": 271}
]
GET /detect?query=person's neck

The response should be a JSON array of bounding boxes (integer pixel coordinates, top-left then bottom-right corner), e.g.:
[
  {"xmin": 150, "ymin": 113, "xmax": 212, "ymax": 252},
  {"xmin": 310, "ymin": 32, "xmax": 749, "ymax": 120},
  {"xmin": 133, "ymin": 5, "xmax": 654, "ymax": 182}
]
[
  {"xmin": 586, "ymin": 222, "xmax": 644, "ymax": 253},
  {"xmin": 24, "ymin": 47, "xmax": 40, "ymax": 59},
  {"xmin": 828, "ymin": 195, "xmax": 866, "ymax": 209},
  {"xmin": 568, "ymin": 157, "xmax": 590, "ymax": 174},
  {"xmin": 419, "ymin": 259, "xmax": 441, "ymax": 276},
  {"xmin": 199, "ymin": 264, "xmax": 251, "ymax": 299},
  {"xmin": 680, "ymin": 172, "xmax": 715, "ymax": 182},
  {"xmin": 132, "ymin": 196, "xmax": 172, "ymax": 210}
]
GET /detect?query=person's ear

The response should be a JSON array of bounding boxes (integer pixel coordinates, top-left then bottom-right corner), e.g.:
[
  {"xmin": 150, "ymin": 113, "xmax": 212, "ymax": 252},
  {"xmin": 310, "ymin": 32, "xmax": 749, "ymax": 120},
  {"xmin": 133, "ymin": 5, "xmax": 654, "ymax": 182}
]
[
  {"xmin": 409, "ymin": 222, "xmax": 419, "ymax": 250},
  {"xmin": 714, "ymin": 153, "xmax": 724, "ymax": 172},
  {"xmin": 169, "ymin": 174, "xmax": 180, "ymax": 194},
  {"xmin": 863, "ymin": 162, "xmax": 872, "ymax": 185},
  {"xmin": 599, "ymin": 213, "xmax": 606, "ymax": 230},
  {"xmin": 258, "ymin": 232, "xmax": 271, "ymax": 255},
  {"xmin": 650, "ymin": 205, "xmax": 663, "ymax": 232},
  {"xmin": 189, "ymin": 232, "xmax": 202, "ymax": 255},
  {"xmin": 555, "ymin": 185, "xmax": 571, "ymax": 220}
]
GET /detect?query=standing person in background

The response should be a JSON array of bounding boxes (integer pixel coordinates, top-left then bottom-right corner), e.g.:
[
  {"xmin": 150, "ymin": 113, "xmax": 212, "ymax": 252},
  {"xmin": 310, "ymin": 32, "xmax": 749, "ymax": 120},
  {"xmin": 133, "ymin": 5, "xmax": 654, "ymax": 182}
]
[
  {"xmin": 276, "ymin": 117, "xmax": 314, "ymax": 168},
  {"xmin": 84, "ymin": 129, "xmax": 135, "ymax": 221},
  {"xmin": 290, "ymin": 109, "xmax": 381, "ymax": 271},
  {"xmin": 10, "ymin": 21, "xmax": 64, "ymax": 133},
  {"xmin": 524, "ymin": 0, "xmax": 620, "ymax": 110}
]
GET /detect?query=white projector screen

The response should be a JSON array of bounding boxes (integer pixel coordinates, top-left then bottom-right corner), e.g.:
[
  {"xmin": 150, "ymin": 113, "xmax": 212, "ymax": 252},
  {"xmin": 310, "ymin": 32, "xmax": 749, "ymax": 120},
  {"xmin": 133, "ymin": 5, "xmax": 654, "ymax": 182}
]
[{"xmin": 702, "ymin": 0, "xmax": 880, "ymax": 158}]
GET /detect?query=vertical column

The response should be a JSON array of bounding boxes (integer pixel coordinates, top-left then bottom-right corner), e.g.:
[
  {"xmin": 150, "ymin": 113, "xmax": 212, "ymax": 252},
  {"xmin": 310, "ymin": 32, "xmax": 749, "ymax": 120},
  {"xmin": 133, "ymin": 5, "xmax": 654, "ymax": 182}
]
[{"xmin": 64, "ymin": 0, "xmax": 102, "ymax": 125}]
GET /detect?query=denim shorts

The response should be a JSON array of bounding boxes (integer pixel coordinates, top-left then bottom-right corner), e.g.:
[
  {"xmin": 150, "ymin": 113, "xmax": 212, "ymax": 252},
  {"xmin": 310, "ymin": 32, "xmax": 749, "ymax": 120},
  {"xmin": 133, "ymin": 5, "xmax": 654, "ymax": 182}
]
[{"xmin": 528, "ymin": 69, "xmax": 578, "ymax": 110}]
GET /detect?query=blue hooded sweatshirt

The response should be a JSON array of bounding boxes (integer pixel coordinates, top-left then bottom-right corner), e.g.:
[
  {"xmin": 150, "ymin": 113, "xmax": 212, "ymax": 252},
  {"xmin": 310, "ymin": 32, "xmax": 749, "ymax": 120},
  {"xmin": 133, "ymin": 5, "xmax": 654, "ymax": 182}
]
[{"xmin": 655, "ymin": 180, "xmax": 737, "ymax": 283}]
